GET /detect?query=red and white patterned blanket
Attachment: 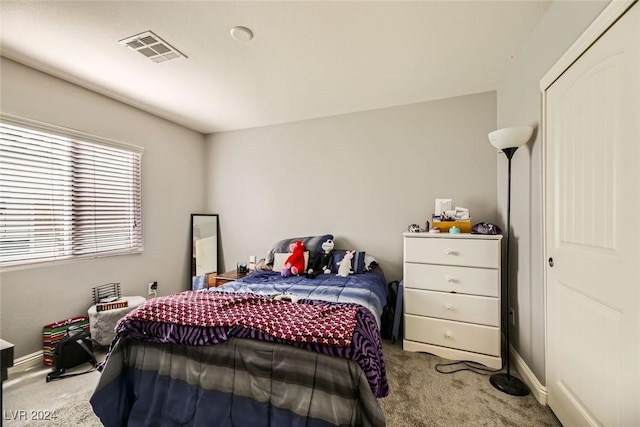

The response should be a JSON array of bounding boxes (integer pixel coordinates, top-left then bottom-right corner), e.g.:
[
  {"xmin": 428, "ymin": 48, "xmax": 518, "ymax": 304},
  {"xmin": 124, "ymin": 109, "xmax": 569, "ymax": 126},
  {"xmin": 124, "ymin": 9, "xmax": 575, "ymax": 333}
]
[{"xmin": 121, "ymin": 291, "xmax": 358, "ymax": 346}]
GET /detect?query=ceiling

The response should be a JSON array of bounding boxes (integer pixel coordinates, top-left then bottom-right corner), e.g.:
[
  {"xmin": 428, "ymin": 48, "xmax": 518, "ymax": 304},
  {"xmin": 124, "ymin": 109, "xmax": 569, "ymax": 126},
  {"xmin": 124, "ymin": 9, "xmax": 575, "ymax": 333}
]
[{"xmin": 0, "ymin": 1, "xmax": 552, "ymax": 134}]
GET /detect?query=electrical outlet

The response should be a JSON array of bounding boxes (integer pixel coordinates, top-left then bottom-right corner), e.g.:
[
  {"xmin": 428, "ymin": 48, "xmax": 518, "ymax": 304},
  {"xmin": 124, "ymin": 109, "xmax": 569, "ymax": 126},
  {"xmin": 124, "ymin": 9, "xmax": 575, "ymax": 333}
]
[
  {"xmin": 148, "ymin": 281, "xmax": 158, "ymax": 295},
  {"xmin": 508, "ymin": 307, "xmax": 516, "ymax": 326}
]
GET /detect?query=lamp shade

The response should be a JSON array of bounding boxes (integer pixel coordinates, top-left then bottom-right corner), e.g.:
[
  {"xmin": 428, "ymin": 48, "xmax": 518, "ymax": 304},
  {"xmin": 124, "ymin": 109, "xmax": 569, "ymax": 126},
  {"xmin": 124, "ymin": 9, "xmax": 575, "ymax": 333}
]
[{"xmin": 488, "ymin": 126, "xmax": 533, "ymax": 150}]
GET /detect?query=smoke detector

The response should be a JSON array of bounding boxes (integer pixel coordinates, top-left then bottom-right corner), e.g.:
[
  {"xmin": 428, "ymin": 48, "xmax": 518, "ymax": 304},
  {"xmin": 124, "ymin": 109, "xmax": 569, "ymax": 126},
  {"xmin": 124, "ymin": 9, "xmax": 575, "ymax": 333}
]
[{"xmin": 119, "ymin": 30, "xmax": 187, "ymax": 63}]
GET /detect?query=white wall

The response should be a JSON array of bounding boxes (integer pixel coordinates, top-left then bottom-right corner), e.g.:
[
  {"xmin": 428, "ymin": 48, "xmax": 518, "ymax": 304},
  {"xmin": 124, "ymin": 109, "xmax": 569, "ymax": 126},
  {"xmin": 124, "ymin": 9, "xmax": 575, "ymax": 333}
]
[
  {"xmin": 496, "ymin": 0, "xmax": 608, "ymax": 383},
  {"xmin": 205, "ymin": 92, "xmax": 498, "ymax": 283},
  {"xmin": 0, "ymin": 58, "xmax": 206, "ymax": 358}
]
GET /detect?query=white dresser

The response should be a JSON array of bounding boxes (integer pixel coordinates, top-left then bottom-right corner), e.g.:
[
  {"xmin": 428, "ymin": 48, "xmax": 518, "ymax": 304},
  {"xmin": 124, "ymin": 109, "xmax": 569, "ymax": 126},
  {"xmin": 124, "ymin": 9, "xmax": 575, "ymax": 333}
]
[{"xmin": 402, "ymin": 232, "xmax": 503, "ymax": 369}]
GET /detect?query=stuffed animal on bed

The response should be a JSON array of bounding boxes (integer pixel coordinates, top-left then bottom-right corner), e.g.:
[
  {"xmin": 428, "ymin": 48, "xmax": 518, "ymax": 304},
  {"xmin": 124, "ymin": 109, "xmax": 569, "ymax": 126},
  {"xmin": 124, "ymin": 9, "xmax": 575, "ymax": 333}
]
[
  {"xmin": 306, "ymin": 238, "xmax": 334, "ymax": 279},
  {"xmin": 336, "ymin": 250, "xmax": 355, "ymax": 277},
  {"xmin": 281, "ymin": 240, "xmax": 306, "ymax": 277}
]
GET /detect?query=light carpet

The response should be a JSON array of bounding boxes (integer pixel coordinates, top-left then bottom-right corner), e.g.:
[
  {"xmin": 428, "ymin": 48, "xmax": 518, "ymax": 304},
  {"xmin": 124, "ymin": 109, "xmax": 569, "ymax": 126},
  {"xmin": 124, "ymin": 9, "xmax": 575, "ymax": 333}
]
[{"xmin": 378, "ymin": 340, "xmax": 560, "ymax": 426}]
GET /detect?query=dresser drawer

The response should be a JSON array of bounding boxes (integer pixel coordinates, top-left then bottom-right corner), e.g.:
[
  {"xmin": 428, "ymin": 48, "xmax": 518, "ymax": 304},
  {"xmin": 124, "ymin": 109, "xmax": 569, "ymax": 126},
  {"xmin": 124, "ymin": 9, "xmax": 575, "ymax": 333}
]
[
  {"xmin": 404, "ymin": 289, "xmax": 499, "ymax": 326},
  {"xmin": 404, "ymin": 315, "xmax": 500, "ymax": 356},
  {"xmin": 404, "ymin": 237, "xmax": 500, "ymax": 268},
  {"xmin": 404, "ymin": 263, "xmax": 499, "ymax": 297}
]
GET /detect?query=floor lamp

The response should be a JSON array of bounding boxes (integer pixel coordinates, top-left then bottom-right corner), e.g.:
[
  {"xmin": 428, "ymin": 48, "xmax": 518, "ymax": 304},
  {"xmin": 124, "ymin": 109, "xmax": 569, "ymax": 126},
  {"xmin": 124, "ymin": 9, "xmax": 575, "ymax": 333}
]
[{"xmin": 488, "ymin": 126, "xmax": 533, "ymax": 397}]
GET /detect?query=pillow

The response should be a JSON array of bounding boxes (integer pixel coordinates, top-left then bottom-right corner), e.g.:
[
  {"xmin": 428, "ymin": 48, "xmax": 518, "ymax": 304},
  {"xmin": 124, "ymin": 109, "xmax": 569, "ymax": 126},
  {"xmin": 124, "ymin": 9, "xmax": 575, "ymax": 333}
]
[
  {"xmin": 266, "ymin": 234, "xmax": 333, "ymax": 268},
  {"xmin": 272, "ymin": 251, "xmax": 310, "ymax": 272},
  {"xmin": 331, "ymin": 250, "xmax": 366, "ymax": 274}
]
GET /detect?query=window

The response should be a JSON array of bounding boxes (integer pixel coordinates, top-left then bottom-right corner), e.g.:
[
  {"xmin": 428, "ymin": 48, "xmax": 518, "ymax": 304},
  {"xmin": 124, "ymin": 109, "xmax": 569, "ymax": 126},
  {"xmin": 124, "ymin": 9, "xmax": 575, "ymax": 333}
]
[{"xmin": 0, "ymin": 114, "xmax": 143, "ymax": 268}]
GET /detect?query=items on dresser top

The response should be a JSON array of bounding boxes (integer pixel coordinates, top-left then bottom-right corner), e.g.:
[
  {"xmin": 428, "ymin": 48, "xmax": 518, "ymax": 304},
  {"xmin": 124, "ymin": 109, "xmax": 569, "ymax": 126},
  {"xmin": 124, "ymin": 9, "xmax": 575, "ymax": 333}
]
[{"xmin": 402, "ymin": 232, "xmax": 503, "ymax": 369}]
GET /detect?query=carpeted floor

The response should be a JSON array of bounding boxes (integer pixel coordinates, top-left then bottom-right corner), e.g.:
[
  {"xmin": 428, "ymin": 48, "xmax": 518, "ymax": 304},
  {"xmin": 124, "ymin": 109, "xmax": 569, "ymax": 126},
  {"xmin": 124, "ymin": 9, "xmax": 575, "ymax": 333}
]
[
  {"xmin": 25, "ymin": 389, "xmax": 102, "ymax": 427},
  {"xmin": 7, "ymin": 340, "xmax": 561, "ymax": 427},
  {"xmin": 378, "ymin": 340, "xmax": 561, "ymax": 426}
]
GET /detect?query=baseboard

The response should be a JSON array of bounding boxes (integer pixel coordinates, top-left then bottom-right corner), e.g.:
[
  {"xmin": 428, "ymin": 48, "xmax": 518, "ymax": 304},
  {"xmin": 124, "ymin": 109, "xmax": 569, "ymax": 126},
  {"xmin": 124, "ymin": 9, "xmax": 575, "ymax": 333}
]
[
  {"xmin": 510, "ymin": 344, "xmax": 547, "ymax": 405},
  {"xmin": 7, "ymin": 350, "xmax": 44, "ymax": 375}
]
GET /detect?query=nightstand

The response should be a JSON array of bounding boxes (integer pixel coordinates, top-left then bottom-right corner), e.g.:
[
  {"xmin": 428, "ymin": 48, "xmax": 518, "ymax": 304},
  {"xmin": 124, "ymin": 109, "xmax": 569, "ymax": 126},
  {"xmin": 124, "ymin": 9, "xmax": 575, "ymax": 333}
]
[
  {"xmin": 206, "ymin": 270, "xmax": 247, "ymax": 288},
  {"xmin": 1, "ymin": 339, "xmax": 14, "ymax": 382}
]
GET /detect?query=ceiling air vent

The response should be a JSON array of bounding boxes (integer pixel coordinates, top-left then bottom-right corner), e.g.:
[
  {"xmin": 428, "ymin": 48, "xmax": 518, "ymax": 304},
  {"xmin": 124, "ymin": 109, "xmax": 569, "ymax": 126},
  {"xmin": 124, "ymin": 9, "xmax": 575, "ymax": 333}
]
[{"xmin": 119, "ymin": 31, "xmax": 187, "ymax": 63}]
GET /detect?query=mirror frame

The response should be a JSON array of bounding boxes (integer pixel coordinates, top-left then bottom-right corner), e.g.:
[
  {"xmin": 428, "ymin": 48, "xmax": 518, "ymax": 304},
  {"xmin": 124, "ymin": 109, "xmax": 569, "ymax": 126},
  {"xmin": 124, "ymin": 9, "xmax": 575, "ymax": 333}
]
[{"xmin": 190, "ymin": 213, "xmax": 219, "ymax": 285}]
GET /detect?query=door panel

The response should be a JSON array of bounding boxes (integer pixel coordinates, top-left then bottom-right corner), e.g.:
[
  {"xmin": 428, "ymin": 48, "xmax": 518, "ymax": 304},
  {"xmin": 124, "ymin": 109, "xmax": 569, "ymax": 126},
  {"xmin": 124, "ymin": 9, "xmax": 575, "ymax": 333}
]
[
  {"xmin": 545, "ymin": 3, "xmax": 639, "ymax": 426},
  {"xmin": 549, "ymin": 281, "xmax": 622, "ymax": 425}
]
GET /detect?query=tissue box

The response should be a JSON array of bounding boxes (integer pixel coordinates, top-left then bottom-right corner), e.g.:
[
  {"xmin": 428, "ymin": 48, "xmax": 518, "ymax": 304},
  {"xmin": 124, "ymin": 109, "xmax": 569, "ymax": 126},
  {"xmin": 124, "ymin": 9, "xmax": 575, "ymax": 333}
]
[{"xmin": 431, "ymin": 220, "xmax": 472, "ymax": 233}]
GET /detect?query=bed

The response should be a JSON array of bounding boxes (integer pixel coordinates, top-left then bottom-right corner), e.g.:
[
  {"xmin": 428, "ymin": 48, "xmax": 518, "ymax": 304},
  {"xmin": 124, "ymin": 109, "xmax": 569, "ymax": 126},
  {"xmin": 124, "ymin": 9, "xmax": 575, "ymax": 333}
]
[{"xmin": 90, "ymin": 236, "xmax": 390, "ymax": 427}]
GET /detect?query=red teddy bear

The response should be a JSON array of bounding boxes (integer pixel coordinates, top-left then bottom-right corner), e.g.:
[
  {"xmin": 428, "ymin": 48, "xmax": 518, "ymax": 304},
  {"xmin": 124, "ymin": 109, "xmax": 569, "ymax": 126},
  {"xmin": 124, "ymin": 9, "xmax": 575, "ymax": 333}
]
[{"xmin": 281, "ymin": 240, "xmax": 305, "ymax": 277}]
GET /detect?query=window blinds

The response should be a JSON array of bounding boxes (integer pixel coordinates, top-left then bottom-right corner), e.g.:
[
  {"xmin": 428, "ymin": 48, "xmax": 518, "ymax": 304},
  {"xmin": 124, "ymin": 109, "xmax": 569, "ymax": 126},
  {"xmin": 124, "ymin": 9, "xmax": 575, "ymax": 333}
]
[{"xmin": 0, "ymin": 117, "xmax": 143, "ymax": 268}]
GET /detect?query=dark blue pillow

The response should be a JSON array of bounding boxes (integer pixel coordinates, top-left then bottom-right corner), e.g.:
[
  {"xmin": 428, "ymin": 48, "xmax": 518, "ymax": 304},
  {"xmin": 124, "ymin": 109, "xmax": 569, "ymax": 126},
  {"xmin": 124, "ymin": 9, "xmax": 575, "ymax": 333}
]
[{"xmin": 332, "ymin": 250, "xmax": 366, "ymax": 274}]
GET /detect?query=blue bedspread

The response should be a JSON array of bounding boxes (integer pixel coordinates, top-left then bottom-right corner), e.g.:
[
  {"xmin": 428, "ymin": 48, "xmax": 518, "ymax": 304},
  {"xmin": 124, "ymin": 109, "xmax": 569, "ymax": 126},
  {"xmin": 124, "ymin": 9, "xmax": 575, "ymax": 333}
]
[
  {"xmin": 212, "ymin": 269, "xmax": 388, "ymax": 325},
  {"xmin": 91, "ymin": 269, "xmax": 390, "ymax": 427},
  {"xmin": 91, "ymin": 337, "xmax": 386, "ymax": 427}
]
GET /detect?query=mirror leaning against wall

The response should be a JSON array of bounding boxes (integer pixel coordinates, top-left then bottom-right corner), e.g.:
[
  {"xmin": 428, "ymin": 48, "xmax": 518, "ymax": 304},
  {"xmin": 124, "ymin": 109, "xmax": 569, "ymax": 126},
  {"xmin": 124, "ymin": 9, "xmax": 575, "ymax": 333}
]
[{"xmin": 190, "ymin": 214, "xmax": 219, "ymax": 290}]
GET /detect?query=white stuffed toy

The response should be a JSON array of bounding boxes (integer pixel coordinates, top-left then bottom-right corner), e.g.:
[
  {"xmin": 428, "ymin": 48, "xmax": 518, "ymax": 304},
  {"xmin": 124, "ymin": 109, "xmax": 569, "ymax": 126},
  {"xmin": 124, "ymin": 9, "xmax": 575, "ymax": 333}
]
[{"xmin": 336, "ymin": 250, "xmax": 354, "ymax": 277}]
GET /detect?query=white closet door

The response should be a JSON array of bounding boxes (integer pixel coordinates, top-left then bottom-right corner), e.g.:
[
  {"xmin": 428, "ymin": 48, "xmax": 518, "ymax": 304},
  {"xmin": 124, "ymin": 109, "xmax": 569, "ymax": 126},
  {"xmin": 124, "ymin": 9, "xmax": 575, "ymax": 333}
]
[{"xmin": 545, "ymin": 3, "xmax": 639, "ymax": 426}]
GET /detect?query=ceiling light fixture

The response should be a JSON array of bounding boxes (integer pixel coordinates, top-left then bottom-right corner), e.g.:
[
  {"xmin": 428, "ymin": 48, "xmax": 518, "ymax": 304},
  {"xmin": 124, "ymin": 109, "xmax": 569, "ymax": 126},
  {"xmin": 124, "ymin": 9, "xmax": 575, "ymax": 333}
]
[
  {"xmin": 119, "ymin": 30, "xmax": 187, "ymax": 63},
  {"xmin": 230, "ymin": 26, "xmax": 254, "ymax": 42}
]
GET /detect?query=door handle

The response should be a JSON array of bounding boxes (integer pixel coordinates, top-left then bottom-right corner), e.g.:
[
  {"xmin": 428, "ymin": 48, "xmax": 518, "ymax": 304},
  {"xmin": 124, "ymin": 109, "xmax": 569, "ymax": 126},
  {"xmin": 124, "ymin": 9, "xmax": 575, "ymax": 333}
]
[{"xmin": 548, "ymin": 257, "xmax": 554, "ymax": 267}]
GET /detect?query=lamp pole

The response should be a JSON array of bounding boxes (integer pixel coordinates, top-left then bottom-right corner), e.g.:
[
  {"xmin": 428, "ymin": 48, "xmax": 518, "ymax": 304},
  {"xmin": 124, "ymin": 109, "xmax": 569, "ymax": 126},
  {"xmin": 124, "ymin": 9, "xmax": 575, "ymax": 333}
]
[{"xmin": 490, "ymin": 146, "xmax": 530, "ymax": 396}]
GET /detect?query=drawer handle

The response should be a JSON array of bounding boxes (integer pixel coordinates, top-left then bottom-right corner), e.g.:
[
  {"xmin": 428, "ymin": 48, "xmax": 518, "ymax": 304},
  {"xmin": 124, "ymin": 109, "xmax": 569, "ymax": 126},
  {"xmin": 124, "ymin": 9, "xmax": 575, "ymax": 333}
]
[
  {"xmin": 445, "ymin": 276, "xmax": 454, "ymax": 283},
  {"xmin": 445, "ymin": 303, "xmax": 453, "ymax": 311},
  {"xmin": 445, "ymin": 249, "xmax": 458, "ymax": 256},
  {"xmin": 444, "ymin": 331, "xmax": 453, "ymax": 339}
]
